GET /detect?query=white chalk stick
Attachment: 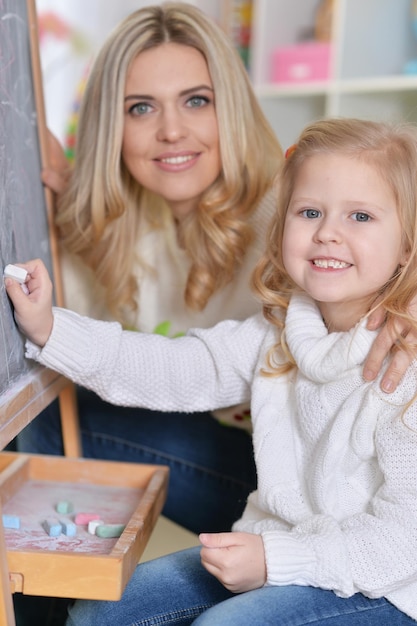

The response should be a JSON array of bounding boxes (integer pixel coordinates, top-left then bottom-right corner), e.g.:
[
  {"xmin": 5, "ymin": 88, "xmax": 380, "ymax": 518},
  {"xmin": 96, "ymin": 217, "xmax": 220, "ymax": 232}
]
[
  {"xmin": 4, "ymin": 264, "xmax": 27, "ymax": 284},
  {"xmin": 88, "ymin": 519, "xmax": 104, "ymax": 535},
  {"xmin": 4, "ymin": 264, "xmax": 29, "ymax": 294}
]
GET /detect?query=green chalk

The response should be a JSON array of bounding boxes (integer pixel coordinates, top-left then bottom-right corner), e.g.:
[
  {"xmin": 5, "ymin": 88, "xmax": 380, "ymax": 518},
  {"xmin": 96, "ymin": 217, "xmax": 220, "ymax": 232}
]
[
  {"xmin": 55, "ymin": 501, "xmax": 74, "ymax": 514},
  {"xmin": 95, "ymin": 523, "xmax": 125, "ymax": 538}
]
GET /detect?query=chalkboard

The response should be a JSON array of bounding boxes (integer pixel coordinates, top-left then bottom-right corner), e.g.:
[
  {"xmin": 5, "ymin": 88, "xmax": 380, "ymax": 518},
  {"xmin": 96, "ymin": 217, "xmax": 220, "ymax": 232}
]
[{"xmin": 0, "ymin": 0, "xmax": 73, "ymax": 446}]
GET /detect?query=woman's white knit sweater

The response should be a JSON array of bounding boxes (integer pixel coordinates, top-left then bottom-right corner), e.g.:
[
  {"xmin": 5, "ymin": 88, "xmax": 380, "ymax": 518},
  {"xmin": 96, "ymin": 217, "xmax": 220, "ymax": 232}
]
[
  {"xmin": 57, "ymin": 190, "xmax": 276, "ymax": 431},
  {"xmin": 26, "ymin": 292, "xmax": 417, "ymax": 619}
]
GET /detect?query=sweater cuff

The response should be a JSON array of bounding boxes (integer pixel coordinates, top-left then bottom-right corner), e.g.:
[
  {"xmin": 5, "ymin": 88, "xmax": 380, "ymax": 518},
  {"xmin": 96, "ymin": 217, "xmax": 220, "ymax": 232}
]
[
  {"xmin": 262, "ymin": 531, "xmax": 316, "ymax": 586},
  {"xmin": 25, "ymin": 307, "xmax": 99, "ymax": 375}
]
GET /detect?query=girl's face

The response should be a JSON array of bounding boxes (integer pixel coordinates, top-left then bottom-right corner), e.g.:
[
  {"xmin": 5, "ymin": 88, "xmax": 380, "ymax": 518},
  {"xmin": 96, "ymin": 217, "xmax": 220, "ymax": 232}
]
[
  {"xmin": 122, "ymin": 42, "xmax": 221, "ymax": 220},
  {"xmin": 282, "ymin": 153, "xmax": 408, "ymax": 331}
]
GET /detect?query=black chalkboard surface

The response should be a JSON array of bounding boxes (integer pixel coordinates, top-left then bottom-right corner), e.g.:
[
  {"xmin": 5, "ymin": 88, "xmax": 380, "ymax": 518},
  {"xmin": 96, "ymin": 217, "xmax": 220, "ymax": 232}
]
[
  {"xmin": 0, "ymin": 0, "xmax": 74, "ymax": 447},
  {"xmin": 0, "ymin": 0, "xmax": 54, "ymax": 396}
]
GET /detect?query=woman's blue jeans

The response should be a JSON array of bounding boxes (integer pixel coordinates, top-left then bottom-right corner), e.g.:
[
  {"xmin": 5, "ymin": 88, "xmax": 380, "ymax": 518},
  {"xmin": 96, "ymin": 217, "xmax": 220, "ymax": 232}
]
[
  {"xmin": 17, "ymin": 388, "xmax": 257, "ymax": 533},
  {"xmin": 66, "ymin": 546, "xmax": 416, "ymax": 625}
]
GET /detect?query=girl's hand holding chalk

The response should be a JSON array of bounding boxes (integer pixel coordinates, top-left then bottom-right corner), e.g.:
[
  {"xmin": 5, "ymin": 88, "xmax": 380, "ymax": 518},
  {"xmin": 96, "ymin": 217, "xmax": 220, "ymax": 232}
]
[
  {"xmin": 4, "ymin": 259, "xmax": 54, "ymax": 348},
  {"xmin": 4, "ymin": 264, "xmax": 29, "ymax": 294}
]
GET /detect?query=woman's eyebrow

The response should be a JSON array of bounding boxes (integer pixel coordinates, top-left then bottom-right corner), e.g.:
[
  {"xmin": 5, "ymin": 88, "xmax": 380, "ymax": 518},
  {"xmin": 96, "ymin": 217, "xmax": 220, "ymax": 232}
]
[
  {"xmin": 179, "ymin": 84, "xmax": 214, "ymax": 96},
  {"xmin": 124, "ymin": 84, "xmax": 214, "ymax": 102}
]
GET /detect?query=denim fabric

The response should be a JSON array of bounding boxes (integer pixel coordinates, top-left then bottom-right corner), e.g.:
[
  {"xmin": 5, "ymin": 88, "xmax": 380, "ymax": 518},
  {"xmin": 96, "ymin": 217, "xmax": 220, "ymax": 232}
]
[{"xmin": 66, "ymin": 547, "xmax": 416, "ymax": 626}]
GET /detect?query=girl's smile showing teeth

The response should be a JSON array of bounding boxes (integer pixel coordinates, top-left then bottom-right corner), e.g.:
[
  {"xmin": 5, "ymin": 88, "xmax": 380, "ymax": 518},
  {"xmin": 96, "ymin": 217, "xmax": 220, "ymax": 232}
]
[
  {"xmin": 283, "ymin": 152, "xmax": 406, "ymax": 331},
  {"xmin": 312, "ymin": 259, "xmax": 351, "ymax": 269}
]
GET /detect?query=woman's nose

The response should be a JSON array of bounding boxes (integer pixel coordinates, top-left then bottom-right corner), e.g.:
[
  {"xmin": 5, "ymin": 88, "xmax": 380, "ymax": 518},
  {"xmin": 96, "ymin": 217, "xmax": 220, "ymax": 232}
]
[{"xmin": 156, "ymin": 108, "xmax": 187, "ymax": 142}]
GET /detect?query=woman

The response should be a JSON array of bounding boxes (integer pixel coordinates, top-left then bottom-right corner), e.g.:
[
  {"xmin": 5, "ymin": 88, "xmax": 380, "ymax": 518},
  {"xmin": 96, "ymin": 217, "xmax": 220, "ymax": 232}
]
[{"xmin": 19, "ymin": 1, "xmax": 281, "ymax": 535}]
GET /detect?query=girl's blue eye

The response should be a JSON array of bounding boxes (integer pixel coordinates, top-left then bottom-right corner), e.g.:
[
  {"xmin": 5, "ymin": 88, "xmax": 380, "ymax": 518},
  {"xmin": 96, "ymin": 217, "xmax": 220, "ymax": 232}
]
[
  {"xmin": 302, "ymin": 208, "xmax": 321, "ymax": 218},
  {"xmin": 352, "ymin": 212, "xmax": 371, "ymax": 222}
]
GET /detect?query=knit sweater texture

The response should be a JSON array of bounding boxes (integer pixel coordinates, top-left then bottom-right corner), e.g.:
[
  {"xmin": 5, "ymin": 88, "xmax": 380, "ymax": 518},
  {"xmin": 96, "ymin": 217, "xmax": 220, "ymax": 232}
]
[
  {"xmin": 26, "ymin": 292, "xmax": 417, "ymax": 619},
  {"xmin": 57, "ymin": 190, "xmax": 276, "ymax": 429}
]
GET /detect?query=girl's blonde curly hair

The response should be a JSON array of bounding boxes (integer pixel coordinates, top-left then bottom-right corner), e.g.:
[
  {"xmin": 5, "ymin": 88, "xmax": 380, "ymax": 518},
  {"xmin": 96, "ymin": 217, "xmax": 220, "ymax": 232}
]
[{"xmin": 252, "ymin": 118, "xmax": 417, "ymax": 376}]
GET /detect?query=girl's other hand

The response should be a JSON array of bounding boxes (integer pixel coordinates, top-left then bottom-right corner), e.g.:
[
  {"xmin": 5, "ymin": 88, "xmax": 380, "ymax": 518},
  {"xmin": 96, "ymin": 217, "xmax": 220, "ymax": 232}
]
[
  {"xmin": 4, "ymin": 259, "xmax": 54, "ymax": 348},
  {"xmin": 199, "ymin": 531, "xmax": 266, "ymax": 593}
]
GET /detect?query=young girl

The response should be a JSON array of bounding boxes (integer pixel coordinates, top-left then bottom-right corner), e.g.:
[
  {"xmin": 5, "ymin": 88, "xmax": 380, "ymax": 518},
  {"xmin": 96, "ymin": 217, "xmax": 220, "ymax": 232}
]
[{"xmin": 6, "ymin": 117, "xmax": 417, "ymax": 624}]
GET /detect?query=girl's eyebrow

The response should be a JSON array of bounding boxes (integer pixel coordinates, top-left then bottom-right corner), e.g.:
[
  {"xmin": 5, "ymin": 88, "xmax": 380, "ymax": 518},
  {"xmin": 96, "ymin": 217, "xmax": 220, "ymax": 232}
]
[{"xmin": 124, "ymin": 84, "xmax": 214, "ymax": 102}]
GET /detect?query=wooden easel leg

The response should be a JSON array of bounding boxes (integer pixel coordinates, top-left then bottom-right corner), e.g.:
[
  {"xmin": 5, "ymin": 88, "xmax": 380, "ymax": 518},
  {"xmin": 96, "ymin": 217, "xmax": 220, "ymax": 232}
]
[
  {"xmin": 59, "ymin": 384, "xmax": 82, "ymax": 458},
  {"xmin": 0, "ymin": 503, "xmax": 16, "ymax": 625}
]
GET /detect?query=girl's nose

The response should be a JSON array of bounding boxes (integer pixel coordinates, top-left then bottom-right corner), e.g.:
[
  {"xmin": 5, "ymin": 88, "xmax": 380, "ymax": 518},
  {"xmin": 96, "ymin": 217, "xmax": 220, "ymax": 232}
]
[{"xmin": 313, "ymin": 217, "xmax": 342, "ymax": 244}]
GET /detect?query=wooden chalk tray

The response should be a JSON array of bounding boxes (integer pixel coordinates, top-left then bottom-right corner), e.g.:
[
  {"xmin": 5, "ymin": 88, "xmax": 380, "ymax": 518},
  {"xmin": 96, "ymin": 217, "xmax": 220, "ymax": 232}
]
[{"xmin": 0, "ymin": 452, "xmax": 169, "ymax": 600}]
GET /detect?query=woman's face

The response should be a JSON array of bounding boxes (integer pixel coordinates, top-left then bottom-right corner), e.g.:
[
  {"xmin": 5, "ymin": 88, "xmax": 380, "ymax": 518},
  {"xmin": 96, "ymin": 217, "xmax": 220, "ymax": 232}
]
[{"xmin": 122, "ymin": 42, "xmax": 221, "ymax": 220}]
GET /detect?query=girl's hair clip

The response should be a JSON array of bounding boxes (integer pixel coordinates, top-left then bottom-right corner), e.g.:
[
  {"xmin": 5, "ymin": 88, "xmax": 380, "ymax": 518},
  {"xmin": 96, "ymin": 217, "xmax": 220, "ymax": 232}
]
[{"xmin": 285, "ymin": 144, "xmax": 297, "ymax": 159}]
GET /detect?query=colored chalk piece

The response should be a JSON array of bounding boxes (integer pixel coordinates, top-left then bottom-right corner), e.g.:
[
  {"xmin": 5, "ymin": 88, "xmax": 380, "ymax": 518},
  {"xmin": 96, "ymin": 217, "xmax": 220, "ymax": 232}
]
[
  {"xmin": 95, "ymin": 523, "xmax": 125, "ymax": 538},
  {"xmin": 56, "ymin": 501, "xmax": 74, "ymax": 515},
  {"xmin": 74, "ymin": 512, "xmax": 101, "ymax": 525},
  {"xmin": 60, "ymin": 520, "xmax": 77, "ymax": 537},
  {"xmin": 2, "ymin": 514, "xmax": 20, "ymax": 530},
  {"xmin": 88, "ymin": 519, "xmax": 104, "ymax": 535},
  {"xmin": 42, "ymin": 518, "xmax": 62, "ymax": 537}
]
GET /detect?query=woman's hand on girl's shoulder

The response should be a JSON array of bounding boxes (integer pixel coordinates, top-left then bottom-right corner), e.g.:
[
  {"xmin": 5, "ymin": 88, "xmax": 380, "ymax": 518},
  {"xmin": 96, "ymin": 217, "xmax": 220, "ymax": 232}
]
[{"xmin": 364, "ymin": 301, "xmax": 417, "ymax": 393}]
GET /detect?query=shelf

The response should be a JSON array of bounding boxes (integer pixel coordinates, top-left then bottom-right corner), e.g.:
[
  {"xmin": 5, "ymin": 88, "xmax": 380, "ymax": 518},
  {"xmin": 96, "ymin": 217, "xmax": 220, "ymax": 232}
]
[{"xmin": 244, "ymin": 0, "xmax": 417, "ymax": 144}]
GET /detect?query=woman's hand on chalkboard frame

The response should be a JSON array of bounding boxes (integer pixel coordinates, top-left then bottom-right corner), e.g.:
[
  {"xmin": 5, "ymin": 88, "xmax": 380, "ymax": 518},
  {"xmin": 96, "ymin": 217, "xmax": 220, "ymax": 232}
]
[
  {"xmin": 41, "ymin": 130, "xmax": 71, "ymax": 195},
  {"xmin": 4, "ymin": 259, "xmax": 54, "ymax": 348}
]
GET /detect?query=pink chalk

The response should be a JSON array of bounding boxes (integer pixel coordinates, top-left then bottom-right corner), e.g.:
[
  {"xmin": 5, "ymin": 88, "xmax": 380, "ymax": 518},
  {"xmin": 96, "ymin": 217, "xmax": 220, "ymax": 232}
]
[{"xmin": 74, "ymin": 513, "xmax": 101, "ymax": 525}]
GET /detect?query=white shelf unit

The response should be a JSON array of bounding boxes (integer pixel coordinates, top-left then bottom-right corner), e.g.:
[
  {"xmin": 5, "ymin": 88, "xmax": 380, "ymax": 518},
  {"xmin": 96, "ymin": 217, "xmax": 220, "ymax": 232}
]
[{"xmin": 248, "ymin": 0, "xmax": 417, "ymax": 149}]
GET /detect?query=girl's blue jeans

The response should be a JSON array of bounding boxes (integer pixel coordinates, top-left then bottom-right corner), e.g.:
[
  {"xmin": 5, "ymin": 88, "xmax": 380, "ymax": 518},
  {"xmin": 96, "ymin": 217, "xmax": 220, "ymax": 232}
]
[
  {"xmin": 16, "ymin": 388, "xmax": 257, "ymax": 533},
  {"xmin": 66, "ymin": 546, "xmax": 415, "ymax": 625}
]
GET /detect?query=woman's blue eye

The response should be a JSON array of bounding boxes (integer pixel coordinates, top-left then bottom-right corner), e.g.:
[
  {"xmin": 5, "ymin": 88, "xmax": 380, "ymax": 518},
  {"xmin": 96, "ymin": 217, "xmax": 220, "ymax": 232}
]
[
  {"xmin": 352, "ymin": 212, "xmax": 371, "ymax": 222},
  {"xmin": 302, "ymin": 208, "xmax": 321, "ymax": 218},
  {"xmin": 130, "ymin": 102, "xmax": 152, "ymax": 115},
  {"xmin": 186, "ymin": 95, "xmax": 210, "ymax": 108}
]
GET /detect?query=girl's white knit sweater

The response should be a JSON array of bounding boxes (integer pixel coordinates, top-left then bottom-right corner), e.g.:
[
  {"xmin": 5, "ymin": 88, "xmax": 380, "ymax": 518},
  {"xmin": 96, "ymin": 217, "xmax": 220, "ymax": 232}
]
[{"xmin": 26, "ymin": 292, "xmax": 417, "ymax": 620}]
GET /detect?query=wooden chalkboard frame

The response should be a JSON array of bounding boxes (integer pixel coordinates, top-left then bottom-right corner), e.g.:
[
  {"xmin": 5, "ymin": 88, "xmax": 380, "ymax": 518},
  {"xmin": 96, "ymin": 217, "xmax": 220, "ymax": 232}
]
[{"xmin": 0, "ymin": 0, "xmax": 80, "ymax": 456}]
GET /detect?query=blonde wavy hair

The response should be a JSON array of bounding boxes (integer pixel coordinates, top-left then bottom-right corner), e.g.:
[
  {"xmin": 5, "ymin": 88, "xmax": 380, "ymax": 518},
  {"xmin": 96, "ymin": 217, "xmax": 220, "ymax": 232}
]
[
  {"xmin": 252, "ymin": 118, "xmax": 417, "ymax": 376},
  {"xmin": 56, "ymin": 2, "xmax": 282, "ymax": 326}
]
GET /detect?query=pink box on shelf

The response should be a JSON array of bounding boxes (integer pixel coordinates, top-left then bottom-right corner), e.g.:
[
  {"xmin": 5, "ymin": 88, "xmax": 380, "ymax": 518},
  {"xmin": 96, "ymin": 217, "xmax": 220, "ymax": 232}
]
[{"xmin": 271, "ymin": 42, "xmax": 331, "ymax": 83}]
